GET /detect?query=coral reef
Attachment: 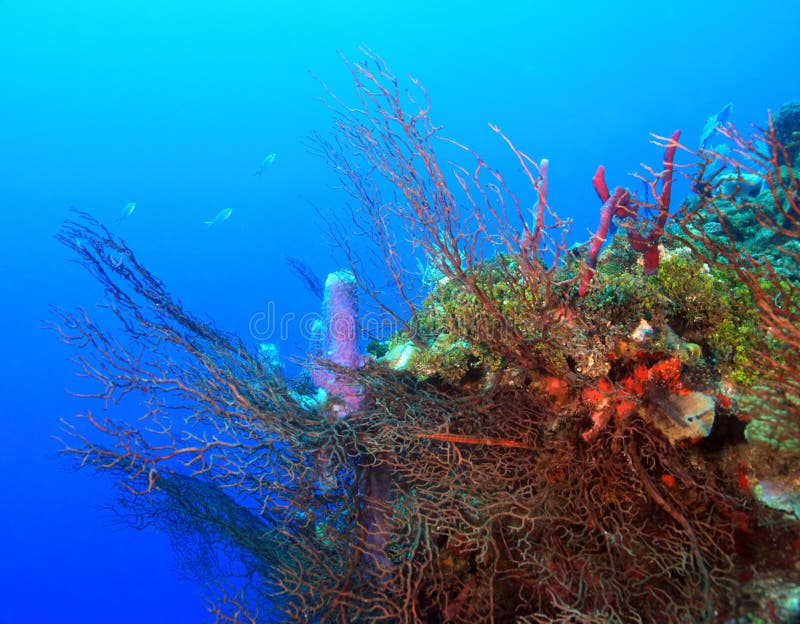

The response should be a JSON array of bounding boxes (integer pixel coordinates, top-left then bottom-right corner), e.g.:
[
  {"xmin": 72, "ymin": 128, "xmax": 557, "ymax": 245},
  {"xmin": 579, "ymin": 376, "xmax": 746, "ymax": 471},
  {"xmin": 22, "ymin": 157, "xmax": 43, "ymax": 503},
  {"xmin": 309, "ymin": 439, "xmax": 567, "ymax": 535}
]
[
  {"xmin": 773, "ymin": 101, "xmax": 800, "ymax": 167},
  {"xmin": 53, "ymin": 53, "xmax": 800, "ymax": 623}
]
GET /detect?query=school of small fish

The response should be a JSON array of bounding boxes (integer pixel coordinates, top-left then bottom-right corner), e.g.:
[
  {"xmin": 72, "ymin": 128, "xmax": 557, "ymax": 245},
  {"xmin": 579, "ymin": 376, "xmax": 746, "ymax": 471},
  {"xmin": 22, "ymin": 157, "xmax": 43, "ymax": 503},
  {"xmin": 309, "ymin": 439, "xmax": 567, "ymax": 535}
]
[{"xmin": 110, "ymin": 151, "xmax": 277, "ymax": 228}]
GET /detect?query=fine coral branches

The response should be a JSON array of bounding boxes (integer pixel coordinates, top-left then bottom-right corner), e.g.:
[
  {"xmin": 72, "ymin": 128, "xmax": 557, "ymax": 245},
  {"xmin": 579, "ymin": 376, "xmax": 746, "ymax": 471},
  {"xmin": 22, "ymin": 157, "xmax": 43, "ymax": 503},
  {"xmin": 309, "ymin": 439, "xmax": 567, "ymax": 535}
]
[
  {"xmin": 668, "ymin": 115, "xmax": 800, "ymax": 450},
  {"xmin": 54, "ymin": 210, "xmax": 375, "ymax": 620},
  {"xmin": 315, "ymin": 48, "xmax": 574, "ymax": 378}
]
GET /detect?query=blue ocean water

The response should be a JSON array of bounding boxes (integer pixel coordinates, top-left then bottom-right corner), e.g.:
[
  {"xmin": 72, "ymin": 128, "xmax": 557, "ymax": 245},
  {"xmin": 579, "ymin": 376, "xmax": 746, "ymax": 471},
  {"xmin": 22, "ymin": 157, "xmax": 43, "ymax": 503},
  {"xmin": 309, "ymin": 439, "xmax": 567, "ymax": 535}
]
[{"xmin": 0, "ymin": 1, "xmax": 798, "ymax": 621}]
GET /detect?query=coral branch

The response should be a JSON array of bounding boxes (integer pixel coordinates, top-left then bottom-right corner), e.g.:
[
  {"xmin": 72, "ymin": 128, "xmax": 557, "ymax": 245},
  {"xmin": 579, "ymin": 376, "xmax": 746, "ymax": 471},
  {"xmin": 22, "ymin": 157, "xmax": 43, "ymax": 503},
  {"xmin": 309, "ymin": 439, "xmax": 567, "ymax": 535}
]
[{"xmin": 580, "ymin": 130, "xmax": 681, "ymax": 295}]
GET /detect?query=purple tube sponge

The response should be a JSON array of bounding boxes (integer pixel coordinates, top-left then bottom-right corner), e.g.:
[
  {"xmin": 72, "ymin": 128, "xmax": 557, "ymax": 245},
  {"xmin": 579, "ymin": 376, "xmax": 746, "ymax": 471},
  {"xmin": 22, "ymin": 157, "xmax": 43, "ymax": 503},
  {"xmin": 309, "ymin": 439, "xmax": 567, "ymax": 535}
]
[{"xmin": 311, "ymin": 270, "xmax": 362, "ymax": 417}]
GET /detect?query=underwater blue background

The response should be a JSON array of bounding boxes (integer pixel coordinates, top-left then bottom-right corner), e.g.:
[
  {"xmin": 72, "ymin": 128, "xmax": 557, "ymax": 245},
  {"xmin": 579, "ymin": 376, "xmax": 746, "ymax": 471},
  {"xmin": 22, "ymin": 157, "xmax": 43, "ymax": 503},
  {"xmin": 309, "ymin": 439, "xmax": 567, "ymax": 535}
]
[{"xmin": 1, "ymin": 0, "xmax": 798, "ymax": 621}]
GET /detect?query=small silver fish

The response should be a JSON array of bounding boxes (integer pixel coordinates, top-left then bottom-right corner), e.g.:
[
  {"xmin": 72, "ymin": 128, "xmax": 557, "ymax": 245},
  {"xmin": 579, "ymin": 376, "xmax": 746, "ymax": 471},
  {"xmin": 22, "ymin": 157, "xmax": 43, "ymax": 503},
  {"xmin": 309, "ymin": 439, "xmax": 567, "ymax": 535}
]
[
  {"xmin": 204, "ymin": 208, "xmax": 233, "ymax": 227},
  {"xmin": 116, "ymin": 201, "xmax": 136, "ymax": 223},
  {"xmin": 253, "ymin": 153, "xmax": 277, "ymax": 176}
]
